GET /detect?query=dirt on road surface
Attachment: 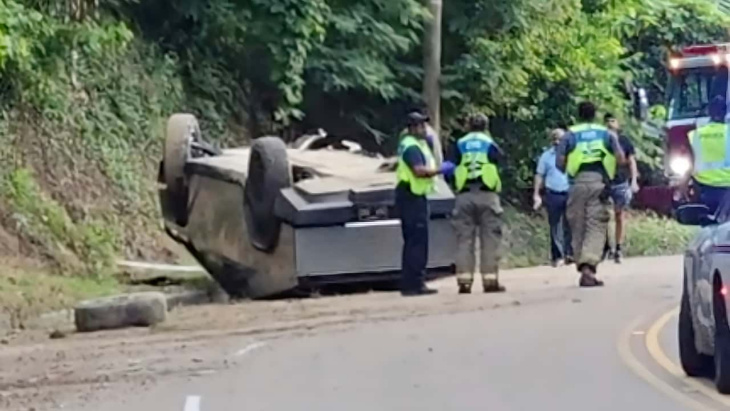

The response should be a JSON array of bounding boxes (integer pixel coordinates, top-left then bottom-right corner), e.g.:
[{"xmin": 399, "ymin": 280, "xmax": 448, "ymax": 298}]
[{"xmin": 0, "ymin": 256, "xmax": 680, "ymax": 410}]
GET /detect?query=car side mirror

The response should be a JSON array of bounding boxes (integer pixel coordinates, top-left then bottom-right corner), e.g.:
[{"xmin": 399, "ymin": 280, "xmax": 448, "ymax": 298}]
[
  {"xmin": 633, "ymin": 87, "xmax": 649, "ymax": 121},
  {"xmin": 675, "ymin": 203, "xmax": 715, "ymax": 226}
]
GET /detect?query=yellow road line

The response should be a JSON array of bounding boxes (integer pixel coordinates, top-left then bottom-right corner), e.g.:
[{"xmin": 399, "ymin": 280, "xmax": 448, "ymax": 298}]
[
  {"xmin": 617, "ymin": 312, "xmax": 712, "ymax": 411},
  {"xmin": 645, "ymin": 307, "xmax": 730, "ymax": 407},
  {"xmin": 645, "ymin": 308, "xmax": 684, "ymax": 376}
]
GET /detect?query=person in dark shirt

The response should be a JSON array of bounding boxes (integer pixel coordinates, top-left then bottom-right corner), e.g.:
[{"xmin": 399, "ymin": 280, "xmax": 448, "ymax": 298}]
[
  {"xmin": 556, "ymin": 101, "xmax": 625, "ymax": 287},
  {"xmin": 602, "ymin": 113, "xmax": 640, "ymax": 263},
  {"xmin": 448, "ymin": 113, "xmax": 506, "ymax": 294},
  {"xmin": 447, "ymin": 133, "xmax": 504, "ymax": 167},
  {"xmin": 395, "ymin": 111, "xmax": 455, "ymax": 296}
]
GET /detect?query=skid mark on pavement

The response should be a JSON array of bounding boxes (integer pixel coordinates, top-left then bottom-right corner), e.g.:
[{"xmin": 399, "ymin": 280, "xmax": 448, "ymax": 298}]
[
  {"xmin": 184, "ymin": 395, "xmax": 201, "ymax": 411},
  {"xmin": 235, "ymin": 341, "xmax": 267, "ymax": 357}
]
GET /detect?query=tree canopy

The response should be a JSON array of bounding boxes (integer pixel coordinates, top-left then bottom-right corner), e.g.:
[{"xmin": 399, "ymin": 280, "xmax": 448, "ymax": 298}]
[{"xmin": 1, "ymin": 0, "xmax": 730, "ymax": 198}]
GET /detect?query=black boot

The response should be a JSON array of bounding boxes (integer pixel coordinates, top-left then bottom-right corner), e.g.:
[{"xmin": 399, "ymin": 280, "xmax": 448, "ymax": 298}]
[
  {"xmin": 614, "ymin": 245, "xmax": 623, "ymax": 264},
  {"xmin": 401, "ymin": 284, "xmax": 439, "ymax": 297},
  {"xmin": 483, "ymin": 279, "xmax": 506, "ymax": 293},
  {"xmin": 578, "ymin": 264, "xmax": 604, "ymax": 287}
]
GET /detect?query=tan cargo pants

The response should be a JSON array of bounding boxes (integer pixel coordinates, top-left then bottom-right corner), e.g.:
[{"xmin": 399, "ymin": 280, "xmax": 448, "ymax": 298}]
[
  {"xmin": 452, "ymin": 190, "xmax": 503, "ymax": 286},
  {"xmin": 566, "ymin": 171, "xmax": 611, "ymax": 270}
]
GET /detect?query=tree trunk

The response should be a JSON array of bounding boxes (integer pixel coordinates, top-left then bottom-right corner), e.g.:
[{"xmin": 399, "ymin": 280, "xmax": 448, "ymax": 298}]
[{"xmin": 423, "ymin": 0, "xmax": 443, "ymax": 164}]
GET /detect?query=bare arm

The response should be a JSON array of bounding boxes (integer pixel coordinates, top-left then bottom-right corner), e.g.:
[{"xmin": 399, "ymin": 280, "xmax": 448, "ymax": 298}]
[
  {"xmin": 609, "ymin": 131, "xmax": 626, "ymax": 164},
  {"xmin": 533, "ymin": 175, "xmax": 544, "ymax": 197},
  {"xmin": 532, "ymin": 174, "xmax": 544, "ymax": 210},
  {"xmin": 629, "ymin": 156, "xmax": 639, "ymax": 181},
  {"xmin": 629, "ymin": 154, "xmax": 640, "ymax": 192},
  {"xmin": 411, "ymin": 164, "xmax": 441, "ymax": 178}
]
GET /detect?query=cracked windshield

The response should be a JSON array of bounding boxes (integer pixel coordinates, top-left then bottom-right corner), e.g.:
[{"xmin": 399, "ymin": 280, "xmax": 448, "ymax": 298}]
[{"xmin": 7, "ymin": 0, "xmax": 730, "ymax": 410}]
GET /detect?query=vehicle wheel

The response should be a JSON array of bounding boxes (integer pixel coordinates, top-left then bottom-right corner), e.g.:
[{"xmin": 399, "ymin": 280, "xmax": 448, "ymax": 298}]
[
  {"xmin": 679, "ymin": 277, "xmax": 713, "ymax": 377},
  {"xmin": 713, "ymin": 276, "xmax": 730, "ymax": 393},
  {"xmin": 244, "ymin": 136, "xmax": 291, "ymax": 252},
  {"xmin": 74, "ymin": 292, "xmax": 167, "ymax": 332},
  {"xmin": 163, "ymin": 114, "xmax": 200, "ymax": 226}
]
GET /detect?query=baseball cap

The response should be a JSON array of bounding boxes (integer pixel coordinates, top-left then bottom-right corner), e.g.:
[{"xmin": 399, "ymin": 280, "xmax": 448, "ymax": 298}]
[{"xmin": 406, "ymin": 111, "xmax": 430, "ymax": 126}]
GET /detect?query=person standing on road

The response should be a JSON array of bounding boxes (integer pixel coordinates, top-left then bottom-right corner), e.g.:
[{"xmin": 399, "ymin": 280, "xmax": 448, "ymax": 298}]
[
  {"xmin": 678, "ymin": 96, "xmax": 730, "ymax": 216},
  {"xmin": 449, "ymin": 113, "xmax": 506, "ymax": 294},
  {"xmin": 533, "ymin": 128, "xmax": 574, "ymax": 267},
  {"xmin": 602, "ymin": 113, "xmax": 640, "ymax": 264},
  {"xmin": 396, "ymin": 111, "xmax": 455, "ymax": 297},
  {"xmin": 557, "ymin": 101, "xmax": 625, "ymax": 287}
]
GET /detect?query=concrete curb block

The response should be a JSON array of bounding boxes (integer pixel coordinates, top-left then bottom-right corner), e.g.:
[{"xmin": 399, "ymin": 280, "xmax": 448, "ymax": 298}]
[
  {"xmin": 0, "ymin": 289, "xmax": 220, "ymax": 334},
  {"xmin": 75, "ymin": 292, "xmax": 168, "ymax": 332}
]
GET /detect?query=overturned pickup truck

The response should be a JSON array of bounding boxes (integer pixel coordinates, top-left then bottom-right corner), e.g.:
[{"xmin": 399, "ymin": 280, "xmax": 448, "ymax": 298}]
[{"xmin": 158, "ymin": 114, "xmax": 456, "ymax": 298}]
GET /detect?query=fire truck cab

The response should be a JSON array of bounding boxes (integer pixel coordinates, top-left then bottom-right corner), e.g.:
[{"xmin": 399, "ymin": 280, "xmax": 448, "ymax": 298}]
[
  {"xmin": 633, "ymin": 43, "xmax": 730, "ymax": 215},
  {"xmin": 664, "ymin": 44, "xmax": 730, "ymax": 186}
]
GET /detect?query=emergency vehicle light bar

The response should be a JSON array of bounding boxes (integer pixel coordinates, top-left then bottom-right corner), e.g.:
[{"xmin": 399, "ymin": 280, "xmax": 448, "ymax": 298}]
[
  {"xmin": 669, "ymin": 43, "xmax": 730, "ymax": 70},
  {"xmin": 669, "ymin": 53, "xmax": 730, "ymax": 70}
]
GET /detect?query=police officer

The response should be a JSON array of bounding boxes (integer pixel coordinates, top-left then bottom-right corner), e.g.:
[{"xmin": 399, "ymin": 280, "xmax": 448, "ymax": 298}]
[
  {"xmin": 557, "ymin": 102, "xmax": 625, "ymax": 287},
  {"xmin": 396, "ymin": 111, "xmax": 455, "ymax": 296},
  {"xmin": 449, "ymin": 113, "xmax": 505, "ymax": 294},
  {"xmin": 678, "ymin": 96, "xmax": 730, "ymax": 216}
]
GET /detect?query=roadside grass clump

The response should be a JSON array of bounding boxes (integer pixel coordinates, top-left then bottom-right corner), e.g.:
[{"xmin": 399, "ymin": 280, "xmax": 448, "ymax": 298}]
[
  {"xmin": 621, "ymin": 211, "xmax": 697, "ymax": 257},
  {"xmin": 0, "ymin": 260, "xmax": 119, "ymax": 329},
  {"xmin": 502, "ymin": 206, "xmax": 552, "ymax": 268}
]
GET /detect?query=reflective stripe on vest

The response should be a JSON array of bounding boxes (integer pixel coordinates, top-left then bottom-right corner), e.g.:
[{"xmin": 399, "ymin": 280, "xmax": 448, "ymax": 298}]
[
  {"xmin": 690, "ymin": 122, "xmax": 730, "ymax": 187},
  {"xmin": 396, "ymin": 135, "xmax": 436, "ymax": 195},
  {"xmin": 565, "ymin": 123, "xmax": 617, "ymax": 179},
  {"xmin": 453, "ymin": 132, "xmax": 501, "ymax": 192}
]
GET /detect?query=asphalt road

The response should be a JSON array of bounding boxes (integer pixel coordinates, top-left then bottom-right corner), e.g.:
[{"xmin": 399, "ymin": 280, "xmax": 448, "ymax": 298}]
[{"xmin": 63, "ymin": 256, "xmax": 730, "ymax": 410}]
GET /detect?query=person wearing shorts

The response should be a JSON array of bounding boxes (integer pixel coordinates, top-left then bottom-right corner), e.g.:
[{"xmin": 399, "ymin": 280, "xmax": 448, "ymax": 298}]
[{"xmin": 603, "ymin": 113, "xmax": 639, "ymax": 263}]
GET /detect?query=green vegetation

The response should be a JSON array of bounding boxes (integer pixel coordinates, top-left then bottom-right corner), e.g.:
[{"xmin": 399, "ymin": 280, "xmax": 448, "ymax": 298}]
[
  {"xmin": 503, "ymin": 207, "xmax": 697, "ymax": 269},
  {"xmin": 622, "ymin": 212, "xmax": 698, "ymax": 257},
  {"xmin": 0, "ymin": 262, "xmax": 120, "ymax": 329},
  {"xmin": 0, "ymin": 0, "xmax": 721, "ymax": 316}
]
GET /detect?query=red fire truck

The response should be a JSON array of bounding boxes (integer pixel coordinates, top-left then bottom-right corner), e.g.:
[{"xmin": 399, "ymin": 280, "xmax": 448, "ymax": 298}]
[{"xmin": 634, "ymin": 43, "xmax": 730, "ymax": 215}]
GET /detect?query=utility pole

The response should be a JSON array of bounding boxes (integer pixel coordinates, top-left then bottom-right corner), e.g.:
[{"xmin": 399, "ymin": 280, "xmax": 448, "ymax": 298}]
[{"xmin": 423, "ymin": 0, "xmax": 443, "ymax": 164}]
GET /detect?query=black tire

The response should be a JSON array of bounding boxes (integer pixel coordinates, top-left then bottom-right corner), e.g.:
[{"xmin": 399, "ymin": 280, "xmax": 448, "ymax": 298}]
[
  {"xmin": 713, "ymin": 276, "xmax": 730, "ymax": 393},
  {"xmin": 679, "ymin": 277, "xmax": 713, "ymax": 377},
  {"xmin": 163, "ymin": 114, "xmax": 200, "ymax": 226},
  {"xmin": 244, "ymin": 136, "xmax": 290, "ymax": 252}
]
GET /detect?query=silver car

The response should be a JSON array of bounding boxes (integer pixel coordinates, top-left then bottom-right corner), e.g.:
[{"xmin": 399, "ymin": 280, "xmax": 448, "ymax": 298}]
[{"xmin": 677, "ymin": 202, "xmax": 730, "ymax": 393}]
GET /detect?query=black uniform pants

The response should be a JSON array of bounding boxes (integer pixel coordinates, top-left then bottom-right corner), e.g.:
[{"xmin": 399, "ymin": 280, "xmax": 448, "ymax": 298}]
[
  {"xmin": 545, "ymin": 190, "xmax": 572, "ymax": 262},
  {"xmin": 396, "ymin": 186, "xmax": 429, "ymax": 291}
]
